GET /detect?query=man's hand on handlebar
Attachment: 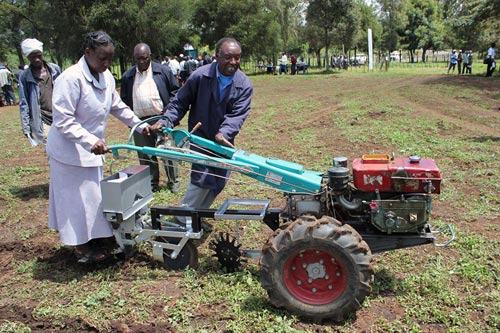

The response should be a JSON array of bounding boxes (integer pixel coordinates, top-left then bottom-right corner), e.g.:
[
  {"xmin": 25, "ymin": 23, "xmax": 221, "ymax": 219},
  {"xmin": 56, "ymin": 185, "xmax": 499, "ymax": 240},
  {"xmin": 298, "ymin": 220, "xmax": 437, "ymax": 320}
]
[
  {"xmin": 215, "ymin": 133, "xmax": 235, "ymax": 148},
  {"xmin": 150, "ymin": 121, "xmax": 165, "ymax": 133}
]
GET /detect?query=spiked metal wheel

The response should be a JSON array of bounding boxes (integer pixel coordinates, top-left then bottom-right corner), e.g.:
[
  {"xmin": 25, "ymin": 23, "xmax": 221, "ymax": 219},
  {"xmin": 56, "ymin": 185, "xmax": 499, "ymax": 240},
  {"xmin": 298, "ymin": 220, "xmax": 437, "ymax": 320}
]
[{"xmin": 210, "ymin": 232, "xmax": 247, "ymax": 272}]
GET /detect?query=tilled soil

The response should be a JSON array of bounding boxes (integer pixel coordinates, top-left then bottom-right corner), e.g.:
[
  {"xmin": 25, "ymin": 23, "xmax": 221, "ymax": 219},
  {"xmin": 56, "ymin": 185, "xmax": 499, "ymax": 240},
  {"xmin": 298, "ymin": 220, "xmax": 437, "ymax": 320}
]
[{"xmin": 0, "ymin": 72, "xmax": 499, "ymax": 332}]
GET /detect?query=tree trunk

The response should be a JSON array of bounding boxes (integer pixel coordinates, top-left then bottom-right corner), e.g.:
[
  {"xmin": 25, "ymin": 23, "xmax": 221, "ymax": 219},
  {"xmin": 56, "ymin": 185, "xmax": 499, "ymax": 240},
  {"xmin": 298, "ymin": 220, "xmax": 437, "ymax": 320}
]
[
  {"xmin": 324, "ymin": 28, "xmax": 330, "ymax": 70},
  {"xmin": 16, "ymin": 46, "xmax": 25, "ymax": 69}
]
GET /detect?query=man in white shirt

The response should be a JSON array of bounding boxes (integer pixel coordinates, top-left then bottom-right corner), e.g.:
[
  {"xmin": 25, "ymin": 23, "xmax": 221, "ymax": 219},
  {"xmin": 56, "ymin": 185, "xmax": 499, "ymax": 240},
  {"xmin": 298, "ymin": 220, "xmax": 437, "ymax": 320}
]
[
  {"xmin": 121, "ymin": 43, "xmax": 180, "ymax": 192},
  {"xmin": 486, "ymin": 42, "xmax": 496, "ymax": 77},
  {"xmin": 168, "ymin": 56, "xmax": 181, "ymax": 82},
  {"xmin": 0, "ymin": 64, "xmax": 16, "ymax": 106},
  {"xmin": 279, "ymin": 52, "xmax": 288, "ymax": 75}
]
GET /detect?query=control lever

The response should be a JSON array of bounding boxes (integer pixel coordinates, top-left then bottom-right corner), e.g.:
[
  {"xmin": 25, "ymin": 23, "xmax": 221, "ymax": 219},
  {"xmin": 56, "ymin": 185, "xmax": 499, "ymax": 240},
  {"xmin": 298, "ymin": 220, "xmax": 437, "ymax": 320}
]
[{"xmin": 177, "ymin": 122, "xmax": 202, "ymax": 148}]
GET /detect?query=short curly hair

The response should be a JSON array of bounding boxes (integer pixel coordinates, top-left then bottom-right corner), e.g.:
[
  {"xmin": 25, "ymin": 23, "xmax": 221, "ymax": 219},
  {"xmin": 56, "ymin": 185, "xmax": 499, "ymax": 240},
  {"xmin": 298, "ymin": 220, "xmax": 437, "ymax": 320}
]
[{"xmin": 215, "ymin": 38, "xmax": 241, "ymax": 57}]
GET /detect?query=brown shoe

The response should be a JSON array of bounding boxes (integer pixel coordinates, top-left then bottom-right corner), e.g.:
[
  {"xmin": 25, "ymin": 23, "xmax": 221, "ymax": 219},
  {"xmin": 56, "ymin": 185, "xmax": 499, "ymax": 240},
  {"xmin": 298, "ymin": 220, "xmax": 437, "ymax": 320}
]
[{"xmin": 75, "ymin": 242, "xmax": 108, "ymax": 262}]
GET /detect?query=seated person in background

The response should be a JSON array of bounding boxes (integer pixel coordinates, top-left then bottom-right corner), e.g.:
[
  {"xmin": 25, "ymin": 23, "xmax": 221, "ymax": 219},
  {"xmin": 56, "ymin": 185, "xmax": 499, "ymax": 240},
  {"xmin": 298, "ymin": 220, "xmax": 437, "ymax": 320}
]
[
  {"xmin": 257, "ymin": 59, "xmax": 264, "ymax": 72},
  {"xmin": 266, "ymin": 59, "xmax": 274, "ymax": 74},
  {"xmin": 296, "ymin": 58, "xmax": 308, "ymax": 74}
]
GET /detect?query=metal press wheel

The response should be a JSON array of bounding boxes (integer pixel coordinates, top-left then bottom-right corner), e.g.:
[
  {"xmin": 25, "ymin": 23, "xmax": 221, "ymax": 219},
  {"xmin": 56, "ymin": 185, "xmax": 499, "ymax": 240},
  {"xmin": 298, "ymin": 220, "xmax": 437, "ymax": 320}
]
[
  {"xmin": 260, "ymin": 215, "xmax": 374, "ymax": 322},
  {"xmin": 158, "ymin": 237, "xmax": 199, "ymax": 270}
]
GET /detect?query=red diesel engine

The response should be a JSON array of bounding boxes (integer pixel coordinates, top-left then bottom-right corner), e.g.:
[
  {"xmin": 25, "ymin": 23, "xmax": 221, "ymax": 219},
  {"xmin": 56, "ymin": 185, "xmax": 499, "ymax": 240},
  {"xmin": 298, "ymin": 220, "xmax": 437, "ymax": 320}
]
[
  {"xmin": 352, "ymin": 154, "xmax": 441, "ymax": 194},
  {"xmin": 328, "ymin": 154, "xmax": 442, "ymax": 234}
]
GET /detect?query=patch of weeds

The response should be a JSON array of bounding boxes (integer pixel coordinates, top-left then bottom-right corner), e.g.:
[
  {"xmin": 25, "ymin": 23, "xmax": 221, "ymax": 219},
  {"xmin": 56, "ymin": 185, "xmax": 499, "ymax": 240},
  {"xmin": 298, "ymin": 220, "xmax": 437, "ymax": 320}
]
[
  {"xmin": 167, "ymin": 298, "xmax": 194, "ymax": 326},
  {"xmin": 32, "ymin": 305, "xmax": 56, "ymax": 319},
  {"xmin": 485, "ymin": 304, "xmax": 500, "ymax": 331},
  {"xmin": 15, "ymin": 258, "xmax": 40, "ymax": 275},
  {"xmin": 15, "ymin": 229, "xmax": 37, "ymax": 241},
  {"xmin": 486, "ymin": 224, "xmax": 500, "ymax": 232},
  {"xmin": 14, "ymin": 166, "xmax": 42, "ymax": 177},
  {"xmin": 450, "ymin": 233, "xmax": 499, "ymax": 283},
  {"xmin": 293, "ymin": 127, "xmax": 316, "ymax": 145},
  {"xmin": 438, "ymin": 181, "xmax": 466, "ymax": 205},
  {"xmin": 171, "ymin": 268, "xmax": 306, "ymax": 332},
  {"xmin": 251, "ymin": 105, "xmax": 278, "ymax": 128},
  {"xmin": 370, "ymin": 318, "xmax": 419, "ymax": 333},
  {"xmin": 463, "ymin": 190, "xmax": 500, "ymax": 221},
  {"xmin": 82, "ymin": 286, "xmax": 112, "ymax": 308},
  {"xmin": 0, "ymin": 320, "xmax": 31, "ymax": 333},
  {"xmin": 373, "ymin": 244, "xmax": 488, "ymax": 328}
]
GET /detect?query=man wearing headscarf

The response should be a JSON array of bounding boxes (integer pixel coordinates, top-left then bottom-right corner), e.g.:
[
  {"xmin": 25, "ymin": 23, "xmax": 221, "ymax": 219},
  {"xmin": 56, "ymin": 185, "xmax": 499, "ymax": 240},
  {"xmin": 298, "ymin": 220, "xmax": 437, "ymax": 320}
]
[{"xmin": 18, "ymin": 38, "xmax": 62, "ymax": 145}]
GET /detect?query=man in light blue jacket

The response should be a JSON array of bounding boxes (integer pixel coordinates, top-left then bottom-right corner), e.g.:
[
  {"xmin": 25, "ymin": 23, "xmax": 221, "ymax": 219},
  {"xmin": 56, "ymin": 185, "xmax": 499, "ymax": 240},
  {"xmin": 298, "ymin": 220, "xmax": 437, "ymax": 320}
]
[{"xmin": 18, "ymin": 38, "xmax": 61, "ymax": 145}]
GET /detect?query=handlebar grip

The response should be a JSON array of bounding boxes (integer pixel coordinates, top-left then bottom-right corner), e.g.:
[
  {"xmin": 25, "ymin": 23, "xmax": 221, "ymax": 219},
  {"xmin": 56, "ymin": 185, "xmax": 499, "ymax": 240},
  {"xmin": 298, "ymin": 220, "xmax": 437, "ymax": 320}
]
[{"xmin": 191, "ymin": 122, "xmax": 202, "ymax": 133}]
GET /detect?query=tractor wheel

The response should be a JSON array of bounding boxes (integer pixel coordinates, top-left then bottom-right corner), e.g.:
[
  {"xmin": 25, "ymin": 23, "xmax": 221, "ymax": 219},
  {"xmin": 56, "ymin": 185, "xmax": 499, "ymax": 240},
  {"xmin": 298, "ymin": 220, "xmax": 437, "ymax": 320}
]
[
  {"xmin": 260, "ymin": 215, "xmax": 374, "ymax": 322},
  {"xmin": 161, "ymin": 238, "xmax": 199, "ymax": 270}
]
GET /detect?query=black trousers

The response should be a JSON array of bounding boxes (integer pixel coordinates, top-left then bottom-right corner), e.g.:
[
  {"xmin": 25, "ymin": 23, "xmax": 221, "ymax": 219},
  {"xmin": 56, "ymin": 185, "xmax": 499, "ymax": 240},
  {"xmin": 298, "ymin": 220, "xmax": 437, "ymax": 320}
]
[
  {"xmin": 1, "ymin": 85, "xmax": 16, "ymax": 105},
  {"xmin": 486, "ymin": 58, "xmax": 495, "ymax": 77},
  {"xmin": 133, "ymin": 118, "xmax": 179, "ymax": 190}
]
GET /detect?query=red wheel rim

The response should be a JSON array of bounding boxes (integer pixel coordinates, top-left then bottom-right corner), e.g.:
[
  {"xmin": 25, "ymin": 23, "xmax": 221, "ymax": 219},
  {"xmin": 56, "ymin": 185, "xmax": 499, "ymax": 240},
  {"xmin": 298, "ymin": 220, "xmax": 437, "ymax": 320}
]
[{"xmin": 283, "ymin": 249, "xmax": 347, "ymax": 305}]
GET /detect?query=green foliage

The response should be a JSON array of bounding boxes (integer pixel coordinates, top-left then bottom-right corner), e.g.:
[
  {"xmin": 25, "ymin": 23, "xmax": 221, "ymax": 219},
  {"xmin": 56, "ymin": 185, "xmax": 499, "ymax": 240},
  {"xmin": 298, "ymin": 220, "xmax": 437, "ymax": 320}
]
[
  {"xmin": 307, "ymin": 0, "xmax": 357, "ymax": 68},
  {"xmin": 400, "ymin": 0, "xmax": 444, "ymax": 62},
  {"xmin": 191, "ymin": 0, "xmax": 281, "ymax": 58},
  {"xmin": 4, "ymin": 0, "xmax": 499, "ymax": 71},
  {"xmin": 0, "ymin": 321, "xmax": 31, "ymax": 333},
  {"xmin": 354, "ymin": 0, "xmax": 383, "ymax": 51}
]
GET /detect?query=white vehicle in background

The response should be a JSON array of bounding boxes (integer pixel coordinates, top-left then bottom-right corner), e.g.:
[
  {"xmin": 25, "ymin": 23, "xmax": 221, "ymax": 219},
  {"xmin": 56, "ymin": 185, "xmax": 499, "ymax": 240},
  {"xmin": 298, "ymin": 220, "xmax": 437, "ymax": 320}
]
[
  {"xmin": 390, "ymin": 51, "xmax": 400, "ymax": 61},
  {"xmin": 349, "ymin": 53, "xmax": 367, "ymax": 65}
]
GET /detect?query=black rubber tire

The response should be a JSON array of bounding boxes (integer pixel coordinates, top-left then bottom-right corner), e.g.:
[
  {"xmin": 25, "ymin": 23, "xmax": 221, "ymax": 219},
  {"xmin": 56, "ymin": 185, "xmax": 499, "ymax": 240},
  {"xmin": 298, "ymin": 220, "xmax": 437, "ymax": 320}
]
[
  {"xmin": 260, "ymin": 215, "xmax": 374, "ymax": 322},
  {"xmin": 162, "ymin": 239, "xmax": 199, "ymax": 270}
]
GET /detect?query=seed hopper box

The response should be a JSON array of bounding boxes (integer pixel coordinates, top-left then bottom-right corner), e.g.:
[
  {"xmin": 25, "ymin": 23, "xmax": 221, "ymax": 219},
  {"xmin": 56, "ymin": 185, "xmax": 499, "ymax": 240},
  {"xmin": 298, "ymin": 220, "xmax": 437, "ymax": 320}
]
[{"xmin": 101, "ymin": 165, "xmax": 153, "ymax": 219}]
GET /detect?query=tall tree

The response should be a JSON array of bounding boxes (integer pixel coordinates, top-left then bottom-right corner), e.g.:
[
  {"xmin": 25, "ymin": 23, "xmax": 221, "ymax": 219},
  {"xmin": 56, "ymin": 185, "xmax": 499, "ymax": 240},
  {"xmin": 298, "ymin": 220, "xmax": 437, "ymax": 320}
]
[
  {"xmin": 29, "ymin": 0, "xmax": 93, "ymax": 66},
  {"xmin": 84, "ymin": 0, "xmax": 192, "ymax": 73},
  {"xmin": 378, "ymin": 0, "xmax": 407, "ymax": 53},
  {"xmin": 400, "ymin": 0, "xmax": 443, "ymax": 62},
  {"xmin": 273, "ymin": 0, "xmax": 303, "ymax": 52},
  {"xmin": 191, "ymin": 0, "xmax": 280, "ymax": 58},
  {"xmin": 0, "ymin": 0, "xmax": 35, "ymax": 67},
  {"xmin": 306, "ymin": 0, "xmax": 356, "ymax": 70},
  {"xmin": 453, "ymin": 0, "xmax": 500, "ymax": 52},
  {"xmin": 352, "ymin": 0, "xmax": 382, "ymax": 58}
]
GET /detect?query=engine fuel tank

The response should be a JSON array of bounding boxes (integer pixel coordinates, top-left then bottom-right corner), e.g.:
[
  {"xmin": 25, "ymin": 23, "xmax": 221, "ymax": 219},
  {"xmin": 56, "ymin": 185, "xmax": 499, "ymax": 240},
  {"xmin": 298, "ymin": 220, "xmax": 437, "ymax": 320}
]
[{"xmin": 352, "ymin": 154, "xmax": 441, "ymax": 194}]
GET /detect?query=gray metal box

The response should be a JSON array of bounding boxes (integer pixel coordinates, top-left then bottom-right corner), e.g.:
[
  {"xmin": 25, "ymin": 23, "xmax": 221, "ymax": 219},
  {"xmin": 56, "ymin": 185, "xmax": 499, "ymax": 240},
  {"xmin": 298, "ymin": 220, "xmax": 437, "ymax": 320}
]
[{"xmin": 101, "ymin": 165, "xmax": 153, "ymax": 219}]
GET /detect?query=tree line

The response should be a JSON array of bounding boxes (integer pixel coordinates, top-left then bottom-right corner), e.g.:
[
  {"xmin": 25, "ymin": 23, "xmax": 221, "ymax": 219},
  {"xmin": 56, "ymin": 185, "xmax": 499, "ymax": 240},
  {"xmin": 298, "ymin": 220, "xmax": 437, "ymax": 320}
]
[{"xmin": 1, "ymin": 0, "xmax": 499, "ymax": 72}]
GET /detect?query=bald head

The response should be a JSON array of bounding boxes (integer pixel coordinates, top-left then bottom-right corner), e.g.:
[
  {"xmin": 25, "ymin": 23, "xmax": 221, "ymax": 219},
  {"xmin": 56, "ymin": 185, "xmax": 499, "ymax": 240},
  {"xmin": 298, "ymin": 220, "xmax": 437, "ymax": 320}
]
[
  {"xmin": 134, "ymin": 43, "xmax": 150, "ymax": 54},
  {"xmin": 133, "ymin": 43, "xmax": 151, "ymax": 72}
]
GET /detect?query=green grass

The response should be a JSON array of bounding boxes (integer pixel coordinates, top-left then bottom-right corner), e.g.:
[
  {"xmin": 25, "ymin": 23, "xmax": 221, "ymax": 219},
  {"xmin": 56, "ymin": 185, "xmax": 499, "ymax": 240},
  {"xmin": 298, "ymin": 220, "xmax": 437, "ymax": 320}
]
[{"xmin": 0, "ymin": 66, "xmax": 499, "ymax": 332}]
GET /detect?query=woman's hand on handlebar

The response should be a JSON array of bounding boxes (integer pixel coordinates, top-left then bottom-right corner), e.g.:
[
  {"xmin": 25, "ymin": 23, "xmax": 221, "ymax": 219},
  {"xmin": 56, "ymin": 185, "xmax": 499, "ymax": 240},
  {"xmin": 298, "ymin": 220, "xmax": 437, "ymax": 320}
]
[{"xmin": 91, "ymin": 139, "xmax": 110, "ymax": 155}]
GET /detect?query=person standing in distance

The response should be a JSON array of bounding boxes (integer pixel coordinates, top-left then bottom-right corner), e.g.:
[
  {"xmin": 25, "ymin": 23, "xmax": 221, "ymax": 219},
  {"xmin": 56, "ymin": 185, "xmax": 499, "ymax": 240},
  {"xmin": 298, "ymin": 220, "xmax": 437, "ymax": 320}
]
[
  {"xmin": 153, "ymin": 37, "xmax": 253, "ymax": 220},
  {"xmin": 0, "ymin": 64, "xmax": 16, "ymax": 106},
  {"xmin": 486, "ymin": 42, "xmax": 496, "ymax": 77},
  {"xmin": 121, "ymin": 43, "xmax": 181, "ymax": 193},
  {"xmin": 18, "ymin": 38, "xmax": 62, "ymax": 145},
  {"xmin": 46, "ymin": 31, "xmax": 154, "ymax": 262}
]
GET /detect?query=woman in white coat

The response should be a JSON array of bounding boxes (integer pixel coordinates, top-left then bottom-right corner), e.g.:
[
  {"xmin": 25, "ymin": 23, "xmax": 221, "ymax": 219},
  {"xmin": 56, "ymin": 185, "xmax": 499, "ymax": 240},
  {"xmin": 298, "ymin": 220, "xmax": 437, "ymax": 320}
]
[{"xmin": 46, "ymin": 31, "xmax": 153, "ymax": 262}]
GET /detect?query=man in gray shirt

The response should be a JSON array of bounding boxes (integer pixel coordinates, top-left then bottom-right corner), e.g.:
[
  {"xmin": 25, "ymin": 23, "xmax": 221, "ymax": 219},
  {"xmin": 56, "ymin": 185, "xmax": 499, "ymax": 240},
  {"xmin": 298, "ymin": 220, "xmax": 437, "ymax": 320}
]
[{"xmin": 18, "ymin": 38, "xmax": 61, "ymax": 145}]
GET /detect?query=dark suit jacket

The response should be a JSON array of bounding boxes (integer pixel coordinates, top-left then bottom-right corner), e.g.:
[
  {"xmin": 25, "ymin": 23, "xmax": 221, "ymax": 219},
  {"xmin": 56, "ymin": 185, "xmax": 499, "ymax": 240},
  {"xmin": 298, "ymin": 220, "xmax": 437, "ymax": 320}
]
[
  {"xmin": 120, "ymin": 61, "xmax": 179, "ymax": 116},
  {"xmin": 164, "ymin": 62, "xmax": 253, "ymax": 193}
]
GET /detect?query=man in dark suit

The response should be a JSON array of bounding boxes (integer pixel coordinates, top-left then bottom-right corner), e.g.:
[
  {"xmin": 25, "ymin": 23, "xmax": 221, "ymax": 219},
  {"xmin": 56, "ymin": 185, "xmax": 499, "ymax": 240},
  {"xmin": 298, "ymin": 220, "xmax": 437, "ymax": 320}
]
[{"xmin": 121, "ymin": 43, "xmax": 180, "ymax": 192}]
